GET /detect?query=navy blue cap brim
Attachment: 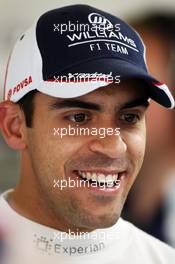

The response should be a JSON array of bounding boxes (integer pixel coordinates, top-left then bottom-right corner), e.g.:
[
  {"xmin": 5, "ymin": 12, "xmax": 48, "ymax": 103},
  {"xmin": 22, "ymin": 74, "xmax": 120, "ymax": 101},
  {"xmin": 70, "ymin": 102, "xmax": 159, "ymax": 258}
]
[{"xmin": 55, "ymin": 58, "xmax": 174, "ymax": 109}]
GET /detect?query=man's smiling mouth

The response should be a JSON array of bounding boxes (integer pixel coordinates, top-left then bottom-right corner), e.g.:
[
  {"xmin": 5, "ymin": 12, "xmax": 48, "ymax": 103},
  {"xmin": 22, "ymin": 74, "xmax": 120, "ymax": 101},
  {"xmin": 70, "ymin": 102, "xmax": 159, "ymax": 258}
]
[{"xmin": 73, "ymin": 170, "xmax": 126, "ymax": 188}]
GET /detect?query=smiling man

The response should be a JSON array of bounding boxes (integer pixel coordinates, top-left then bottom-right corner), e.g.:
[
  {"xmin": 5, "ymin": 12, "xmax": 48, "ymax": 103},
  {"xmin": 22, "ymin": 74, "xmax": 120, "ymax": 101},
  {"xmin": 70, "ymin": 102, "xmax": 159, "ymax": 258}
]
[{"xmin": 0, "ymin": 4, "xmax": 175, "ymax": 264}]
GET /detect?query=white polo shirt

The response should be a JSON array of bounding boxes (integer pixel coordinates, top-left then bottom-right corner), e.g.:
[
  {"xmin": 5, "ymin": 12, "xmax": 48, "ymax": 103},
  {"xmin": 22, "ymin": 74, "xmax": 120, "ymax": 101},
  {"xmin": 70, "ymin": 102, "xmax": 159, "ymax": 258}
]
[{"xmin": 0, "ymin": 189, "xmax": 175, "ymax": 264}]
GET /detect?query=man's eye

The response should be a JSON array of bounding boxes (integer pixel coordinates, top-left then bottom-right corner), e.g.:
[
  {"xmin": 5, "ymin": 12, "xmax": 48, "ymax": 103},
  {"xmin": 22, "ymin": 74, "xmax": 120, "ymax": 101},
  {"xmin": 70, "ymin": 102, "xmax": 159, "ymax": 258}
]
[
  {"xmin": 65, "ymin": 113, "xmax": 90, "ymax": 123},
  {"xmin": 119, "ymin": 113, "xmax": 140, "ymax": 124}
]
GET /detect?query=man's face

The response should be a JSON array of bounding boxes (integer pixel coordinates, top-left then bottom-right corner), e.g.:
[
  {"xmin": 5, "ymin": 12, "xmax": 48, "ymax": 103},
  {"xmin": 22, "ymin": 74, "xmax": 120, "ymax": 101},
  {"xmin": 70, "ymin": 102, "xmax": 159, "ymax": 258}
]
[{"xmin": 26, "ymin": 79, "xmax": 148, "ymax": 232}]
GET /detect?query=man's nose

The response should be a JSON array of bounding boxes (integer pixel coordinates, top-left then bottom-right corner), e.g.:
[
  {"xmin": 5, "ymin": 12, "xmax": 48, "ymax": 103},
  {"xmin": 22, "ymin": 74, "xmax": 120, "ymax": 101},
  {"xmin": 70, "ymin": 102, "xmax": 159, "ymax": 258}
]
[{"xmin": 88, "ymin": 133, "xmax": 127, "ymax": 159}]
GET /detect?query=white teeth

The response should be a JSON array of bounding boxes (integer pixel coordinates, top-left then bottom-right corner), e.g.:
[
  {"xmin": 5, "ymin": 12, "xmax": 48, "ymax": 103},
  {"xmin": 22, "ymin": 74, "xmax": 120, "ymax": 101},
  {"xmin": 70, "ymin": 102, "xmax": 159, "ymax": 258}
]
[
  {"xmin": 113, "ymin": 175, "xmax": 118, "ymax": 181},
  {"xmin": 78, "ymin": 171, "xmax": 83, "ymax": 177},
  {"xmin": 91, "ymin": 173, "xmax": 97, "ymax": 181},
  {"xmin": 77, "ymin": 171, "xmax": 120, "ymax": 186},
  {"xmin": 98, "ymin": 174, "xmax": 106, "ymax": 183},
  {"xmin": 86, "ymin": 172, "xmax": 91, "ymax": 180},
  {"xmin": 105, "ymin": 175, "xmax": 113, "ymax": 183},
  {"xmin": 82, "ymin": 172, "xmax": 86, "ymax": 179}
]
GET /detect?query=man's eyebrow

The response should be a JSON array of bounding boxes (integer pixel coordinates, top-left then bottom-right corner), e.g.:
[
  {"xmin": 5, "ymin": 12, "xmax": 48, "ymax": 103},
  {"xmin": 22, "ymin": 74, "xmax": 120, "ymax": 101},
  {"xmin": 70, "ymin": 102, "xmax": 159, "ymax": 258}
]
[
  {"xmin": 119, "ymin": 98, "xmax": 150, "ymax": 110},
  {"xmin": 48, "ymin": 98, "xmax": 150, "ymax": 112},
  {"xmin": 49, "ymin": 99, "xmax": 101, "ymax": 111}
]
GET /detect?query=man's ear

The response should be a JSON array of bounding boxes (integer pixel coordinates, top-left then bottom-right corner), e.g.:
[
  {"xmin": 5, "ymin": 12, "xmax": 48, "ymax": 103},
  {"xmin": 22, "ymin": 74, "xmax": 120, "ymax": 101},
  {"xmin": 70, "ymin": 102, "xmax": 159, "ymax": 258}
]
[{"xmin": 0, "ymin": 100, "xmax": 27, "ymax": 150}]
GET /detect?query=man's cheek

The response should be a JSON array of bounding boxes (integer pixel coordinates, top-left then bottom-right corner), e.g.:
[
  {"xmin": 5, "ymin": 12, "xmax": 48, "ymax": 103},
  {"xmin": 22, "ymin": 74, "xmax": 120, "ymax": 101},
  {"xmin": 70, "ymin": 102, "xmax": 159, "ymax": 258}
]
[
  {"xmin": 128, "ymin": 133, "xmax": 146, "ymax": 164},
  {"xmin": 52, "ymin": 134, "xmax": 86, "ymax": 155},
  {"xmin": 135, "ymin": 138, "xmax": 146, "ymax": 171}
]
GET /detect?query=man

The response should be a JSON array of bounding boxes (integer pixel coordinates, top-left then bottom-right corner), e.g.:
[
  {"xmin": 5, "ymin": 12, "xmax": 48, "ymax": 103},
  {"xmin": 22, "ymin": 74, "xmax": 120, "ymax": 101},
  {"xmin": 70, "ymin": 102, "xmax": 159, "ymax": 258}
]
[{"xmin": 0, "ymin": 4, "xmax": 175, "ymax": 264}]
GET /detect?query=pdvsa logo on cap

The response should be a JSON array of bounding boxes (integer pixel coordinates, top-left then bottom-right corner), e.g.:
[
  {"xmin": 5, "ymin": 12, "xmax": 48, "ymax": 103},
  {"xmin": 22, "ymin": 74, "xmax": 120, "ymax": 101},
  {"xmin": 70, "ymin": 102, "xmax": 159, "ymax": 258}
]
[
  {"xmin": 6, "ymin": 75, "xmax": 33, "ymax": 100},
  {"xmin": 88, "ymin": 13, "xmax": 113, "ymax": 30}
]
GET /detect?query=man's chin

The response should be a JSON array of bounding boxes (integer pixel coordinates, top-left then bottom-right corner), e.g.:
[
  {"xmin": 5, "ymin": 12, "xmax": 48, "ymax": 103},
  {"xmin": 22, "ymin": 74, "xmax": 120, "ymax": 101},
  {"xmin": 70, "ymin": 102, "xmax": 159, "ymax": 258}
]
[{"xmin": 77, "ymin": 212, "xmax": 121, "ymax": 232}]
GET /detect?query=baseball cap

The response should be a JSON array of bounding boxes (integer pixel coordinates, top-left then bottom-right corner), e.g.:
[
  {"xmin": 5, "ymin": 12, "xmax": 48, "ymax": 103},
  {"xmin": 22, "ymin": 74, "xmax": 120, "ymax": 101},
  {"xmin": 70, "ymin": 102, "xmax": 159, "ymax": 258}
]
[{"xmin": 3, "ymin": 4, "xmax": 175, "ymax": 108}]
